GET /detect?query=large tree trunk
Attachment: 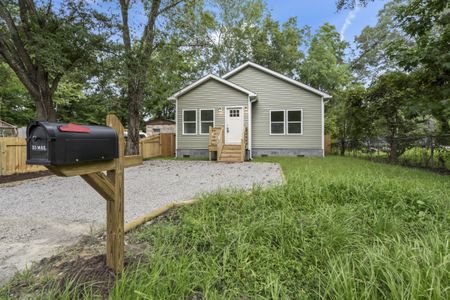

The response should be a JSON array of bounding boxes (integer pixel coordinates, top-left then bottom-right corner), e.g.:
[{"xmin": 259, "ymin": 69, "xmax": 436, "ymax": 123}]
[
  {"xmin": 119, "ymin": 0, "xmax": 162, "ymax": 155},
  {"xmin": 340, "ymin": 138, "xmax": 346, "ymax": 155},
  {"xmin": 32, "ymin": 83, "xmax": 57, "ymax": 121},
  {"xmin": 125, "ymin": 83, "xmax": 144, "ymax": 155},
  {"xmin": 0, "ymin": 0, "xmax": 61, "ymax": 122},
  {"xmin": 388, "ymin": 129, "xmax": 398, "ymax": 162},
  {"xmin": 34, "ymin": 96, "xmax": 57, "ymax": 121}
]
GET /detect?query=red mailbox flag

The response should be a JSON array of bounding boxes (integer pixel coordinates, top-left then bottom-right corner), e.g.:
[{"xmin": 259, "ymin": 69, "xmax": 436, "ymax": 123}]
[{"xmin": 58, "ymin": 123, "xmax": 91, "ymax": 133}]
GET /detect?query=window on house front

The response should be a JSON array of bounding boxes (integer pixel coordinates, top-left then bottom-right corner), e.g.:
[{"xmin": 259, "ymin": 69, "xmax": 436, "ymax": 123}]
[
  {"xmin": 200, "ymin": 109, "xmax": 214, "ymax": 134},
  {"xmin": 287, "ymin": 110, "xmax": 302, "ymax": 134},
  {"xmin": 270, "ymin": 110, "xmax": 285, "ymax": 134},
  {"xmin": 183, "ymin": 110, "xmax": 197, "ymax": 134}
]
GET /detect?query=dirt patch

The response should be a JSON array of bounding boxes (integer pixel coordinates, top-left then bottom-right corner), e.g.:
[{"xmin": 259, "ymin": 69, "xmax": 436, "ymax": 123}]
[
  {"xmin": 0, "ymin": 170, "xmax": 51, "ymax": 185},
  {"xmin": 0, "ymin": 217, "xmax": 97, "ymax": 285},
  {"xmin": 2, "ymin": 233, "xmax": 148, "ymax": 299}
]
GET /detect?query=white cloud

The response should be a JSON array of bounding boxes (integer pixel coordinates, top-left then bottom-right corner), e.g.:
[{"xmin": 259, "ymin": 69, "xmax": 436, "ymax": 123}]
[{"xmin": 340, "ymin": 7, "xmax": 360, "ymax": 41}]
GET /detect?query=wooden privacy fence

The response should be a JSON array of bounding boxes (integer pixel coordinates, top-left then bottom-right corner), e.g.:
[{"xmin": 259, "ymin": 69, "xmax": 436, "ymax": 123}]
[
  {"xmin": 0, "ymin": 137, "xmax": 46, "ymax": 176},
  {"xmin": 140, "ymin": 133, "xmax": 175, "ymax": 159}
]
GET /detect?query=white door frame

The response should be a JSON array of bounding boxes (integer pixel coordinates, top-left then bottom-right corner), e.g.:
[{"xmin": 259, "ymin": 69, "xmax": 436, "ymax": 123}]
[{"xmin": 225, "ymin": 106, "xmax": 244, "ymax": 145}]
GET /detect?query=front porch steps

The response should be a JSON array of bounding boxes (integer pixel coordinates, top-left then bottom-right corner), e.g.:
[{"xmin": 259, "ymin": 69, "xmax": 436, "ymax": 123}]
[{"xmin": 219, "ymin": 144, "xmax": 243, "ymax": 162}]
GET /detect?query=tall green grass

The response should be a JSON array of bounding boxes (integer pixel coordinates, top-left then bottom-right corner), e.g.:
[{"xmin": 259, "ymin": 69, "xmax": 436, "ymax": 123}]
[
  {"xmin": 3, "ymin": 156, "xmax": 448, "ymax": 299},
  {"xmin": 108, "ymin": 157, "xmax": 449, "ymax": 299}
]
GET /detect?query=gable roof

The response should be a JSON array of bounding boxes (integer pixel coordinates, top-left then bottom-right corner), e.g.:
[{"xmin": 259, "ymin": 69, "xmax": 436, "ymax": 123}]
[
  {"xmin": 223, "ymin": 61, "xmax": 332, "ymax": 99},
  {"xmin": 168, "ymin": 74, "xmax": 257, "ymax": 101}
]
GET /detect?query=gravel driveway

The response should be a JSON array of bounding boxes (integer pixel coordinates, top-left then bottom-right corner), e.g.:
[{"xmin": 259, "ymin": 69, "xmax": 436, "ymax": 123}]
[{"xmin": 0, "ymin": 160, "xmax": 282, "ymax": 285}]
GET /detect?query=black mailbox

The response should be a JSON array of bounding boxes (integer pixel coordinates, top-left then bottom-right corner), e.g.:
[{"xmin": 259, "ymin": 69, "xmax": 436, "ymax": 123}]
[{"xmin": 26, "ymin": 121, "xmax": 118, "ymax": 166}]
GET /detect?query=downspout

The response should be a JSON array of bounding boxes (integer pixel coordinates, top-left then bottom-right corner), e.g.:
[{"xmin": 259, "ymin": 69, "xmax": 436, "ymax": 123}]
[
  {"xmin": 321, "ymin": 97, "xmax": 324, "ymax": 157},
  {"xmin": 248, "ymin": 96, "xmax": 252, "ymax": 160},
  {"xmin": 175, "ymin": 98, "xmax": 178, "ymax": 158},
  {"xmin": 248, "ymin": 95, "xmax": 257, "ymax": 160}
]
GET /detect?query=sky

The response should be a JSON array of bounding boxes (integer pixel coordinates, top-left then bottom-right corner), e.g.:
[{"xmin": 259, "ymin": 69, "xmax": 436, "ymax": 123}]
[{"xmin": 265, "ymin": 0, "xmax": 389, "ymax": 45}]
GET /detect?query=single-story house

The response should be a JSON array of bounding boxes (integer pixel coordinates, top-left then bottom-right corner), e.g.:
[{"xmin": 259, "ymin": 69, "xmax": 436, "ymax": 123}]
[
  {"xmin": 168, "ymin": 62, "xmax": 331, "ymax": 161},
  {"xmin": 145, "ymin": 118, "xmax": 176, "ymax": 136}
]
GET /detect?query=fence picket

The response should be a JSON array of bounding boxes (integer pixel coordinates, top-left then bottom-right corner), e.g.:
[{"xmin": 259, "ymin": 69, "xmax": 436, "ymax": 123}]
[
  {"xmin": 0, "ymin": 137, "xmax": 46, "ymax": 176},
  {"xmin": 139, "ymin": 134, "xmax": 175, "ymax": 159}
]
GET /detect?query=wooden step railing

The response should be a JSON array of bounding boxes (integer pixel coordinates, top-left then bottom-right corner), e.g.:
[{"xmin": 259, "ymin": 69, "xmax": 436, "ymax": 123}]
[
  {"xmin": 209, "ymin": 126, "xmax": 247, "ymax": 162},
  {"xmin": 240, "ymin": 127, "xmax": 248, "ymax": 161},
  {"xmin": 209, "ymin": 126, "xmax": 224, "ymax": 161},
  {"xmin": 217, "ymin": 127, "xmax": 224, "ymax": 160}
]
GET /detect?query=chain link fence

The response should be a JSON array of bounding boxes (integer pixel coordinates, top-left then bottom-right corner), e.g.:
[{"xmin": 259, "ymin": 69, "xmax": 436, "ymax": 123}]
[{"xmin": 331, "ymin": 134, "xmax": 450, "ymax": 174}]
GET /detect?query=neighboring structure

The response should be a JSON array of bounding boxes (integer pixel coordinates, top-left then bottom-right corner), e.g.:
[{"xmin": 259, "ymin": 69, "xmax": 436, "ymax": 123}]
[
  {"xmin": 168, "ymin": 62, "xmax": 331, "ymax": 161},
  {"xmin": 0, "ymin": 119, "xmax": 18, "ymax": 137},
  {"xmin": 145, "ymin": 118, "xmax": 176, "ymax": 136}
]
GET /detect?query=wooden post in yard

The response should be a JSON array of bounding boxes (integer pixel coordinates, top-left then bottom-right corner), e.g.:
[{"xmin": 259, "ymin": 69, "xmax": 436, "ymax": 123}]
[
  {"xmin": 44, "ymin": 114, "xmax": 142, "ymax": 273},
  {"xmin": 106, "ymin": 115, "xmax": 125, "ymax": 272}
]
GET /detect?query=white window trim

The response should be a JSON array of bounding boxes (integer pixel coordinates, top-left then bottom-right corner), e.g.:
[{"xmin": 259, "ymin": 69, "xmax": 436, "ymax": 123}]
[
  {"xmin": 269, "ymin": 110, "xmax": 286, "ymax": 135},
  {"xmin": 286, "ymin": 109, "xmax": 303, "ymax": 135},
  {"xmin": 182, "ymin": 109, "xmax": 197, "ymax": 135},
  {"xmin": 199, "ymin": 109, "xmax": 215, "ymax": 135}
]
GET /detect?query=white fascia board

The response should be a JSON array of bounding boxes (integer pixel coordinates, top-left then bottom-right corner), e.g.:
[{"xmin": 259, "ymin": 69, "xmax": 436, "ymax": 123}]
[
  {"xmin": 168, "ymin": 74, "xmax": 257, "ymax": 101},
  {"xmin": 223, "ymin": 61, "xmax": 332, "ymax": 99}
]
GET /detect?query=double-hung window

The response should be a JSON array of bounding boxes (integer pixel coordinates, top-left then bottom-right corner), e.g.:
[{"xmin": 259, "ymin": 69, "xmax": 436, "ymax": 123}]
[
  {"xmin": 199, "ymin": 109, "xmax": 214, "ymax": 135},
  {"xmin": 270, "ymin": 110, "xmax": 285, "ymax": 135},
  {"xmin": 287, "ymin": 110, "xmax": 302, "ymax": 134},
  {"xmin": 269, "ymin": 109, "xmax": 303, "ymax": 135},
  {"xmin": 183, "ymin": 110, "xmax": 197, "ymax": 135}
]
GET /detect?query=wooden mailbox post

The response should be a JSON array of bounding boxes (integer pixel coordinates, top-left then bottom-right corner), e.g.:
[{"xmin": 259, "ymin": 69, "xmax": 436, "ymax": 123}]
[{"xmin": 44, "ymin": 114, "xmax": 142, "ymax": 273}]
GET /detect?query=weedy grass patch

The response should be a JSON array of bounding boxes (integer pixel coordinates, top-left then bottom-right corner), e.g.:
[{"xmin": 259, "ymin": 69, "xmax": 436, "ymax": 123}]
[
  {"xmin": 111, "ymin": 157, "xmax": 449, "ymax": 299},
  {"xmin": 2, "ymin": 156, "xmax": 449, "ymax": 299}
]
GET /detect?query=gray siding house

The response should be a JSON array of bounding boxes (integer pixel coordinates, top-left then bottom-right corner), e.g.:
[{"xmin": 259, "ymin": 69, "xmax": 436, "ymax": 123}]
[{"xmin": 169, "ymin": 62, "xmax": 331, "ymax": 160}]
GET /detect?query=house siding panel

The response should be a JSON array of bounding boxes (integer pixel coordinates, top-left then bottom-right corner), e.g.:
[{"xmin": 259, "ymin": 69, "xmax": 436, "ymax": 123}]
[
  {"xmin": 177, "ymin": 79, "xmax": 248, "ymax": 150},
  {"xmin": 227, "ymin": 66, "xmax": 323, "ymax": 150}
]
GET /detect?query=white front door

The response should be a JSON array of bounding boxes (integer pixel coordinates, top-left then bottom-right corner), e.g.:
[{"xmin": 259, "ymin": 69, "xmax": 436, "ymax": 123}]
[{"xmin": 225, "ymin": 107, "xmax": 244, "ymax": 144}]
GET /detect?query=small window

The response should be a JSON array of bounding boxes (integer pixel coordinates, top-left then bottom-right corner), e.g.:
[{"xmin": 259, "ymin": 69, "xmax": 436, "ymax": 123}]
[
  {"xmin": 270, "ymin": 110, "xmax": 285, "ymax": 135},
  {"xmin": 183, "ymin": 110, "xmax": 197, "ymax": 135},
  {"xmin": 154, "ymin": 128, "xmax": 161, "ymax": 133},
  {"xmin": 229, "ymin": 109, "xmax": 240, "ymax": 117},
  {"xmin": 200, "ymin": 109, "xmax": 214, "ymax": 134},
  {"xmin": 287, "ymin": 110, "xmax": 302, "ymax": 134}
]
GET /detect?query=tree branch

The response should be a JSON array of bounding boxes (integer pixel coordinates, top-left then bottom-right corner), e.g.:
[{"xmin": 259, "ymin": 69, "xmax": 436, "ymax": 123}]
[
  {"xmin": 119, "ymin": 0, "xmax": 131, "ymax": 50},
  {"xmin": 157, "ymin": 0, "xmax": 184, "ymax": 16},
  {"xmin": 0, "ymin": 40, "xmax": 39, "ymax": 98},
  {"xmin": 0, "ymin": 1, "xmax": 35, "ymax": 73}
]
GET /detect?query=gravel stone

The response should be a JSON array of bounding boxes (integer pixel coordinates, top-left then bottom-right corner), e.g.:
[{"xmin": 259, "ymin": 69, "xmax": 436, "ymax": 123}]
[{"xmin": 0, "ymin": 160, "xmax": 282, "ymax": 284}]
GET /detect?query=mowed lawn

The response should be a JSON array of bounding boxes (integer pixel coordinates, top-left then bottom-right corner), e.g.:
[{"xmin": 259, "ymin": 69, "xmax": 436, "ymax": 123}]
[
  {"xmin": 3, "ymin": 157, "xmax": 450, "ymax": 299},
  {"xmin": 111, "ymin": 157, "xmax": 450, "ymax": 299}
]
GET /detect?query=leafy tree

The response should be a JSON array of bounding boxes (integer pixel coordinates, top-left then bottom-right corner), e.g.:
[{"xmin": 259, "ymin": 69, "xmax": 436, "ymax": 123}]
[
  {"xmin": 336, "ymin": 0, "xmax": 375, "ymax": 10},
  {"xmin": 143, "ymin": 39, "xmax": 201, "ymax": 120},
  {"xmin": 201, "ymin": 0, "xmax": 307, "ymax": 76},
  {"xmin": 352, "ymin": 0, "xmax": 407, "ymax": 83},
  {"xmin": 299, "ymin": 23, "xmax": 350, "ymax": 94},
  {"xmin": 251, "ymin": 15, "xmax": 307, "ymax": 77},
  {"xmin": 392, "ymin": 0, "xmax": 450, "ymax": 134},
  {"xmin": 117, "ymin": 0, "xmax": 196, "ymax": 154},
  {"xmin": 201, "ymin": 0, "xmax": 265, "ymax": 74},
  {"xmin": 367, "ymin": 72, "xmax": 418, "ymax": 161},
  {"xmin": 328, "ymin": 84, "xmax": 375, "ymax": 155},
  {"xmin": 0, "ymin": 0, "xmax": 107, "ymax": 121},
  {"xmin": 0, "ymin": 62, "xmax": 34, "ymax": 126}
]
